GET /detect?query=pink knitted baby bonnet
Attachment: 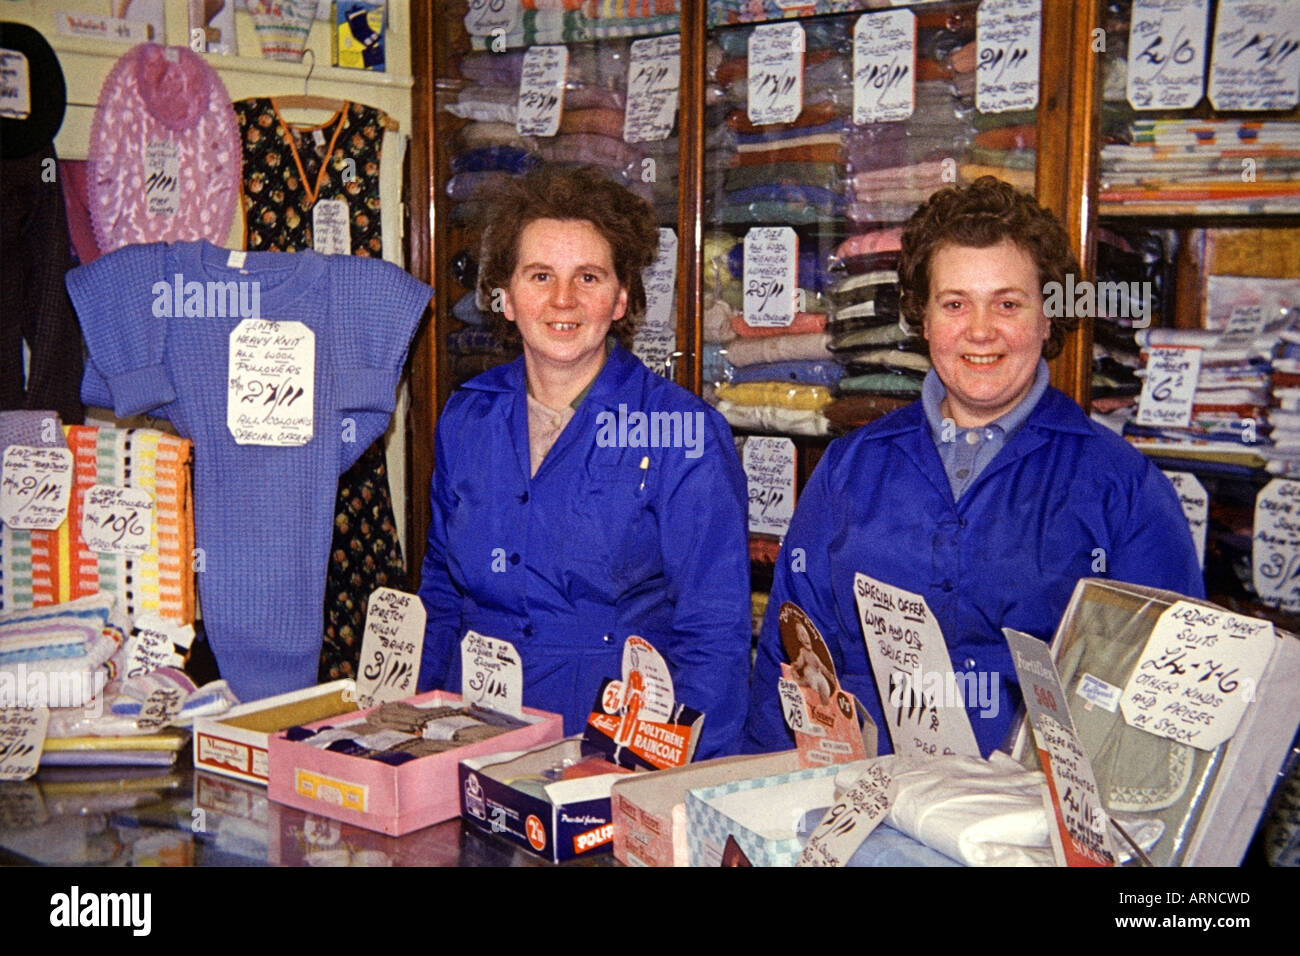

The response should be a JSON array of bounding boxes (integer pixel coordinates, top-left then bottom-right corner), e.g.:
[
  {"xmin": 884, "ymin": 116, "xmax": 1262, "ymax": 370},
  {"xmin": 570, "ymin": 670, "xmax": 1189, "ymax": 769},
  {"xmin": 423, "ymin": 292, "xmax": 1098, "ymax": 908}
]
[{"xmin": 87, "ymin": 44, "xmax": 241, "ymax": 253}]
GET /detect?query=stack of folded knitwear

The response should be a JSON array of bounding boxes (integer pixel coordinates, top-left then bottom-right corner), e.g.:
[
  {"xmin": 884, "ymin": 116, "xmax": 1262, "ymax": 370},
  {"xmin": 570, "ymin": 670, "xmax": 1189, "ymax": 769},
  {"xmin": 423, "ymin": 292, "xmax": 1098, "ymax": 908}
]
[
  {"xmin": 468, "ymin": 0, "xmax": 682, "ymax": 50},
  {"xmin": 1089, "ymin": 228, "xmax": 1167, "ymax": 419},
  {"xmin": 1273, "ymin": 327, "xmax": 1300, "ymax": 476}
]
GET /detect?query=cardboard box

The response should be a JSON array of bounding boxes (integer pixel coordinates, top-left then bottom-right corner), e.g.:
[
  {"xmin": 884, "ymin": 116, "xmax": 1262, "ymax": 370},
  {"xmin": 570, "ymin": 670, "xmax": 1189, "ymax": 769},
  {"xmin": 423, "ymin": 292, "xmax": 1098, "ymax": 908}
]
[
  {"xmin": 686, "ymin": 762, "xmax": 864, "ymax": 867},
  {"xmin": 267, "ymin": 689, "xmax": 563, "ymax": 836},
  {"xmin": 193, "ymin": 680, "xmax": 358, "ymax": 785},
  {"xmin": 611, "ymin": 750, "xmax": 802, "ymax": 867}
]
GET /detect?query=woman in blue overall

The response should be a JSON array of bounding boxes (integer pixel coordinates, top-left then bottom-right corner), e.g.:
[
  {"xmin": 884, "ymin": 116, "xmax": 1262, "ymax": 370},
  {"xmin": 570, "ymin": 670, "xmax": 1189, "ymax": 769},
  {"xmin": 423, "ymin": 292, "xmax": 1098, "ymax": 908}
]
[{"xmin": 417, "ymin": 166, "xmax": 751, "ymax": 758}]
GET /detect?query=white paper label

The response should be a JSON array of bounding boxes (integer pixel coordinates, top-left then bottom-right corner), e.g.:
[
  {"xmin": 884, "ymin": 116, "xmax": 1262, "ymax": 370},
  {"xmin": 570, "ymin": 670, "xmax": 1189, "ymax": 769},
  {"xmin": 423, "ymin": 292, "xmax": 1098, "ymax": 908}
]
[
  {"xmin": 854, "ymin": 572, "xmax": 980, "ymax": 758},
  {"xmin": 0, "ymin": 446, "xmax": 73, "ymax": 530},
  {"xmin": 464, "ymin": 0, "xmax": 520, "ymax": 38},
  {"xmin": 743, "ymin": 436, "xmax": 796, "ymax": 537},
  {"xmin": 81, "ymin": 484, "xmax": 154, "ymax": 556},
  {"xmin": 125, "ymin": 614, "xmax": 193, "ymax": 679},
  {"xmin": 747, "ymin": 23, "xmax": 804, "ymax": 126},
  {"xmin": 144, "ymin": 140, "xmax": 180, "ymax": 218},
  {"xmin": 54, "ymin": 12, "xmax": 151, "ymax": 43},
  {"xmin": 1136, "ymin": 346, "xmax": 1201, "ymax": 428},
  {"xmin": 778, "ymin": 676, "xmax": 820, "ymax": 736},
  {"xmin": 0, "ymin": 49, "xmax": 31, "ymax": 120},
  {"xmin": 642, "ymin": 228, "xmax": 677, "ymax": 333},
  {"xmin": 797, "ymin": 761, "xmax": 895, "ymax": 867},
  {"xmin": 1162, "ymin": 471, "xmax": 1208, "ymax": 570},
  {"xmin": 1119, "ymin": 600, "xmax": 1276, "ymax": 750},
  {"xmin": 624, "ymin": 36, "xmax": 680, "ymax": 144},
  {"xmin": 976, "ymin": 0, "xmax": 1042, "ymax": 113},
  {"xmin": 632, "ymin": 327, "xmax": 675, "ymax": 377},
  {"xmin": 743, "ymin": 227, "xmax": 798, "ymax": 328},
  {"xmin": 621, "ymin": 635, "xmax": 674, "ymax": 723},
  {"xmin": 354, "ymin": 588, "xmax": 425, "ymax": 709},
  {"xmin": 460, "ymin": 631, "xmax": 523, "ymax": 719},
  {"xmin": 1076, "ymin": 672, "xmax": 1122, "ymax": 713},
  {"xmin": 1127, "ymin": 0, "xmax": 1210, "ymax": 110},
  {"xmin": 312, "ymin": 199, "xmax": 350, "ymax": 255},
  {"xmin": 516, "ymin": 45, "xmax": 567, "ymax": 137},
  {"xmin": 136, "ymin": 686, "xmax": 184, "ymax": 731},
  {"xmin": 0, "ymin": 707, "xmax": 48, "ymax": 782},
  {"xmin": 1253, "ymin": 478, "xmax": 1300, "ymax": 612},
  {"xmin": 1005, "ymin": 628, "xmax": 1116, "ymax": 866},
  {"xmin": 853, "ymin": 11, "xmax": 916, "ymax": 124},
  {"xmin": 1208, "ymin": 0, "xmax": 1300, "ymax": 111},
  {"xmin": 227, "ymin": 319, "xmax": 315, "ymax": 446}
]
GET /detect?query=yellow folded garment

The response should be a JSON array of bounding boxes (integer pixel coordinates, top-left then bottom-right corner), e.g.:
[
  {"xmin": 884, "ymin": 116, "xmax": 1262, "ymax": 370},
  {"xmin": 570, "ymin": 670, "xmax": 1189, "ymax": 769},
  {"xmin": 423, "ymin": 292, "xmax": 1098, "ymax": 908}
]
[
  {"xmin": 715, "ymin": 382, "xmax": 834, "ymax": 410},
  {"xmin": 961, "ymin": 164, "xmax": 1035, "ymax": 192}
]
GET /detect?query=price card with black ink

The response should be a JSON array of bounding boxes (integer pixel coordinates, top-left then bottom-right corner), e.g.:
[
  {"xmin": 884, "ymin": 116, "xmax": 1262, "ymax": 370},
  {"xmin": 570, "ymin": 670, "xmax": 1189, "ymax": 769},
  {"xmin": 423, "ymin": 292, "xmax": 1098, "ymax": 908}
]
[
  {"xmin": 1208, "ymin": 0, "xmax": 1299, "ymax": 111},
  {"xmin": 743, "ymin": 227, "xmax": 797, "ymax": 328},
  {"xmin": 464, "ymin": 0, "xmax": 520, "ymax": 37},
  {"xmin": 1, "ymin": 445, "xmax": 73, "ymax": 530},
  {"xmin": 517, "ymin": 45, "xmax": 567, "ymax": 137},
  {"xmin": 1136, "ymin": 345, "xmax": 1201, "ymax": 428},
  {"xmin": 460, "ymin": 630, "xmax": 523, "ymax": 719},
  {"xmin": 1127, "ymin": 0, "xmax": 1209, "ymax": 110},
  {"xmin": 747, "ymin": 23, "xmax": 804, "ymax": 126},
  {"xmin": 624, "ymin": 36, "xmax": 680, "ymax": 144},
  {"xmin": 743, "ymin": 436, "xmax": 795, "ymax": 537},
  {"xmin": 144, "ymin": 139, "xmax": 180, "ymax": 218},
  {"xmin": 0, "ymin": 707, "xmax": 49, "ymax": 782},
  {"xmin": 797, "ymin": 760, "xmax": 897, "ymax": 867},
  {"xmin": 853, "ymin": 10, "xmax": 915, "ymax": 125},
  {"xmin": 227, "ymin": 319, "xmax": 315, "ymax": 446},
  {"xmin": 353, "ymin": 588, "xmax": 425, "ymax": 709},
  {"xmin": 1253, "ymin": 479, "xmax": 1300, "ymax": 613},
  {"xmin": 1163, "ymin": 470, "xmax": 1208, "ymax": 570},
  {"xmin": 81, "ymin": 484, "xmax": 154, "ymax": 556},
  {"xmin": 976, "ymin": 0, "xmax": 1041, "ymax": 114}
]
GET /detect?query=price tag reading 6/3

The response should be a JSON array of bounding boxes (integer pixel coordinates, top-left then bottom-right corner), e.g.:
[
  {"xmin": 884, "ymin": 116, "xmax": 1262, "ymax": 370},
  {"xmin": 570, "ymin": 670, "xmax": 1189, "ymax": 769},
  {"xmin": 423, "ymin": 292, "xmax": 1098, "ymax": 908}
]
[
  {"xmin": 81, "ymin": 484, "xmax": 155, "ymax": 556},
  {"xmin": 227, "ymin": 319, "xmax": 315, "ymax": 446},
  {"xmin": 460, "ymin": 631, "xmax": 523, "ymax": 719},
  {"xmin": 1, "ymin": 445, "xmax": 73, "ymax": 531}
]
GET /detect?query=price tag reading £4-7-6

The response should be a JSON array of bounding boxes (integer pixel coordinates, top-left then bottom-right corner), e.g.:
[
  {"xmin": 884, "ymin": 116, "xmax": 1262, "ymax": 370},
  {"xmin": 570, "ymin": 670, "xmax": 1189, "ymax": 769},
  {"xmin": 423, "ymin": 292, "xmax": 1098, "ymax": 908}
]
[
  {"xmin": 0, "ymin": 707, "xmax": 49, "ymax": 782},
  {"xmin": 227, "ymin": 319, "xmax": 315, "ymax": 446},
  {"xmin": 797, "ymin": 761, "xmax": 896, "ymax": 867},
  {"xmin": 81, "ymin": 484, "xmax": 154, "ymax": 556},
  {"xmin": 1120, "ymin": 600, "xmax": 1276, "ymax": 750},
  {"xmin": 1, "ymin": 445, "xmax": 73, "ymax": 531},
  {"xmin": 460, "ymin": 631, "xmax": 523, "ymax": 719},
  {"xmin": 354, "ymin": 588, "xmax": 426, "ymax": 709}
]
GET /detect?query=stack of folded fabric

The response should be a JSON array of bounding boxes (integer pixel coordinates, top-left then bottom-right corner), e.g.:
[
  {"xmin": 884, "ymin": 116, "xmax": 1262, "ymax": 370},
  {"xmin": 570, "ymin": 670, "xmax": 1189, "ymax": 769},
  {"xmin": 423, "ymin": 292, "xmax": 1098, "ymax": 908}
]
[
  {"xmin": 1265, "ymin": 326, "xmax": 1300, "ymax": 477},
  {"xmin": 469, "ymin": 0, "xmax": 681, "ymax": 49},
  {"xmin": 1089, "ymin": 228, "xmax": 1166, "ymax": 418},
  {"xmin": 0, "ymin": 594, "xmax": 125, "ymax": 701}
]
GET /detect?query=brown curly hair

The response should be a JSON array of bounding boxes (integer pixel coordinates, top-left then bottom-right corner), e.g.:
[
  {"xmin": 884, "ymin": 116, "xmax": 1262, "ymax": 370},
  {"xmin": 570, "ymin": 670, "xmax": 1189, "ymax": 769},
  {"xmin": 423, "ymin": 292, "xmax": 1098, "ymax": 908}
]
[
  {"xmin": 898, "ymin": 176, "xmax": 1080, "ymax": 360},
  {"xmin": 475, "ymin": 165, "xmax": 660, "ymax": 349}
]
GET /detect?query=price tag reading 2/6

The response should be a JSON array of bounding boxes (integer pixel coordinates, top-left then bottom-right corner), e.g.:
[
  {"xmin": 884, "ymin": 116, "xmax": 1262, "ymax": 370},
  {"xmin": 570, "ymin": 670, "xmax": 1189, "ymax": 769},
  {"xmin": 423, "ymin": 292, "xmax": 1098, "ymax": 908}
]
[
  {"xmin": 743, "ymin": 227, "xmax": 797, "ymax": 328},
  {"xmin": 1136, "ymin": 345, "xmax": 1201, "ymax": 429},
  {"xmin": 1253, "ymin": 479, "xmax": 1300, "ymax": 613},
  {"xmin": 227, "ymin": 319, "xmax": 315, "ymax": 446},
  {"xmin": 460, "ymin": 631, "xmax": 523, "ymax": 719},
  {"xmin": 743, "ymin": 436, "xmax": 795, "ymax": 537},
  {"xmin": 624, "ymin": 36, "xmax": 680, "ymax": 144},
  {"xmin": 1208, "ymin": 0, "xmax": 1300, "ymax": 112},
  {"xmin": 355, "ymin": 588, "xmax": 426, "ymax": 709},
  {"xmin": 976, "ymin": 0, "xmax": 1041, "ymax": 114},
  {"xmin": 81, "ymin": 484, "xmax": 154, "ymax": 556},
  {"xmin": 797, "ymin": 761, "xmax": 896, "ymax": 867},
  {"xmin": 1, "ymin": 445, "xmax": 73, "ymax": 530},
  {"xmin": 1126, "ymin": 0, "xmax": 1209, "ymax": 110},
  {"xmin": 516, "ymin": 45, "xmax": 567, "ymax": 137},
  {"xmin": 747, "ymin": 23, "xmax": 804, "ymax": 126},
  {"xmin": 1119, "ymin": 600, "xmax": 1276, "ymax": 750},
  {"xmin": 853, "ymin": 10, "xmax": 915, "ymax": 124}
]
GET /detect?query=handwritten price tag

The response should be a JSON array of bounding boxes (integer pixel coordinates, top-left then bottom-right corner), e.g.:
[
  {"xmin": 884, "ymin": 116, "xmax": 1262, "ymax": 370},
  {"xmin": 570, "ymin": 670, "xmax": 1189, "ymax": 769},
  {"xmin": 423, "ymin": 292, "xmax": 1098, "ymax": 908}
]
[
  {"xmin": 464, "ymin": 0, "xmax": 520, "ymax": 37},
  {"xmin": 1136, "ymin": 345, "xmax": 1201, "ymax": 428},
  {"xmin": 642, "ymin": 228, "xmax": 677, "ymax": 333},
  {"xmin": 853, "ymin": 10, "xmax": 915, "ymax": 124},
  {"xmin": 743, "ymin": 227, "xmax": 797, "ymax": 328},
  {"xmin": 1208, "ymin": 0, "xmax": 1300, "ymax": 111},
  {"xmin": 354, "ymin": 588, "xmax": 426, "ymax": 709},
  {"xmin": 136, "ymin": 686, "xmax": 183, "ymax": 731},
  {"xmin": 516, "ymin": 45, "xmax": 567, "ymax": 137},
  {"xmin": 854, "ymin": 572, "xmax": 980, "ymax": 759},
  {"xmin": 81, "ymin": 484, "xmax": 154, "ymax": 556},
  {"xmin": 1162, "ymin": 471, "xmax": 1208, "ymax": 570},
  {"xmin": 797, "ymin": 761, "xmax": 895, "ymax": 867},
  {"xmin": 0, "ymin": 707, "xmax": 49, "ymax": 782},
  {"xmin": 976, "ymin": 0, "xmax": 1041, "ymax": 113},
  {"xmin": 624, "ymin": 36, "xmax": 680, "ymax": 144},
  {"xmin": 125, "ymin": 613, "xmax": 193, "ymax": 679},
  {"xmin": 743, "ymin": 436, "xmax": 795, "ymax": 536},
  {"xmin": 0, "ymin": 49, "xmax": 32, "ymax": 120},
  {"xmin": 227, "ymin": 319, "xmax": 315, "ymax": 446},
  {"xmin": 1127, "ymin": 0, "xmax": 1209, "ymax": 110},
  {"xmin": 460, "ymin": 631, "xmax": 523, "ymax": 718},
  {"xmin": 1253, "ymin": 479, "xmax": 1300, "ymax": 613},
  {"xmin": 312, "ymin": 198, "xmax": 350, "ymax": 256},
  {"xmin": 1119, "ymin": 600, "xmax": 1275, "ymax": 750},
  {"xmin": 1, "ymin": 445, "xmax": 73, "ymax": 530},
  {"xmin": 747, "ymin": 23, "xmax": 804, "ymax": 126},
  {"xmin": 144, "ymin": 139, "xmax": 180, "ymax": 218}
]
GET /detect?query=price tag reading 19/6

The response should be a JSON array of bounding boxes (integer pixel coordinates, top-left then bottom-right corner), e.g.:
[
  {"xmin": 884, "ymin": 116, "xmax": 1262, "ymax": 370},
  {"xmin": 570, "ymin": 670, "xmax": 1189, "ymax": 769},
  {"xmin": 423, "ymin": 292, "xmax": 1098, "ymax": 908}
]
[
  {"xmin": 516, "ymin": 45, "xmax": 567, "ymax": 137},
  {"xmin": 0, "ymin": 445, "xmax": 73, "ymax": 531},
  {"xmin": 743, "ymin": 227, "xmax": 797, "ymax": 328},
  {"xmin": 461, "ymin": 631, "xmax": 523, "ymax": 718},
  {"xmin": 81, "ymin": 484, "xmax": 154, "ymax": 556},
  {"xmin": 747, "ymin": 22, "xmax": 804, "ymax": 126}
]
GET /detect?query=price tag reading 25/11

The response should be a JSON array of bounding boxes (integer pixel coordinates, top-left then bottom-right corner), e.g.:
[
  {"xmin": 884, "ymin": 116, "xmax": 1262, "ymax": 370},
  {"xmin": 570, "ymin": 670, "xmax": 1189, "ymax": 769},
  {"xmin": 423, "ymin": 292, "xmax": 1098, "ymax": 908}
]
[
  {"xmin": 461, "ymin": 631, "xmax": 523, "ymax": 719},
  {"xmin": 743, "ymin": 227, "xmax": 797, "ymax": 328}
]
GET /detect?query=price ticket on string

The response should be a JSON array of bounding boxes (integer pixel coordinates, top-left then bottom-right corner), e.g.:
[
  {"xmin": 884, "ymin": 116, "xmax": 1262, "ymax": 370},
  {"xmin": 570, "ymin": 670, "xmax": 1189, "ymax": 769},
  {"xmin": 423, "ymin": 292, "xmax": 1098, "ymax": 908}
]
[
  {"xmin": 81, "ymin": 484, "xmax": 154, "ymax": 556},
  {"xmin": 144, "ymin": 139, "xmax": 180, "ymax": 218},
  {"xmin": 743, "ymin": 436, "xmax": 795, "ymax": 537},
  {"xmin": 1208, "ymin": 0, "xmax": 1299, "ymax": 112},
  {"xmin": 517, "ymin": 45, "xmax": 567, "ymax": 137},
  {"xmin": 743, "ymin": 227, "xmax": 797, "ymax": 328},
  {"xmin": 461, "ymin": 631, "xmax": 523, "ymax": 719},
  {"xmin": 0, "ymin": 707, "xmax": 49, "ymax": 782},
  {"xmin": 353, "ymin": 588, "xmax": 425, "ymax": 709},
  {"xmin": 312, "ymin": 199, "xmax": 350, "ymax": 256},
  {"xmin": 1, "ymin": 445, "xmax": 73, "ymax": 530},
  {"xmin": 227, "ymin": 319, "xmax": 315, "ymax": 446},
  {"xmin": 1162, "ymin": 471, "xmax": 1208, "ymax": 570},
  {"xmin": 797, "ymin": 760, "xmax": 897, "ymax": 867},
  {"xmin": 1119, "ymin": 601, "xmax": 1275, "ymax": 750},
  {"xmin": 1126, "ymin": 0, "xmax": 1209, "ymax": 110},
  {"xmin": 853, "ymin": 10, "xmax": 915, "ymax": 124},
  {"xmin": 1136, "ymin": 346, "xmax": 1201, "ymax": 428},
  {"xmin": 464, "ymin": 0, "xmax": 520, "ymax": 37},
  {"xmin": 976, "ymin": 0, "xmax": 1041, "ymax": 113},
  {"xmin": 1005, "ymin": 628, "xmax": 1114, "ymax": 867},
  {"xmin": 747, "ymin": 22, "xmax": 804, "ymax": 126},
  {"xmin": 1253, "ymin": 479, "xmax": 1300, "ymax": 613},
  {"xmin": 624, "ymin": 36, "xmax": 680, "ymax": 144}
]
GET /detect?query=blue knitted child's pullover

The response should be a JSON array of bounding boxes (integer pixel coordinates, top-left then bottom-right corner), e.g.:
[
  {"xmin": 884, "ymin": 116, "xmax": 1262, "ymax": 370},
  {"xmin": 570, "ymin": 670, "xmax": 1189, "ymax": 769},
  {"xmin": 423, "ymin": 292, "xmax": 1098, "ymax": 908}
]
[{"xmin": 66, "ymin": 240, "xmax": 431, "ymax": 701}]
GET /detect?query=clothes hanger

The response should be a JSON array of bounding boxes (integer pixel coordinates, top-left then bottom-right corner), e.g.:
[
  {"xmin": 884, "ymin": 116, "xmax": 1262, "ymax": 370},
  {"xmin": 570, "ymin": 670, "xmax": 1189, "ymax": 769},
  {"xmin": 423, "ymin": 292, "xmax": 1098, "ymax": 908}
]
[{"xmin": 272, "ymin": 50, "xmax": 400, "ymax": 131}]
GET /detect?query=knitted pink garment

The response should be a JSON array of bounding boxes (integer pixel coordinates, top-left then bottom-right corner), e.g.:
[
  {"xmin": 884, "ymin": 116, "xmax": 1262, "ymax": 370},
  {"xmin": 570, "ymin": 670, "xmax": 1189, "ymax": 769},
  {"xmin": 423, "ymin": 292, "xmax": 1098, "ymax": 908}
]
[{"xmin": 87, "ymin": 44, "xmax": 241, "ymax": 254}]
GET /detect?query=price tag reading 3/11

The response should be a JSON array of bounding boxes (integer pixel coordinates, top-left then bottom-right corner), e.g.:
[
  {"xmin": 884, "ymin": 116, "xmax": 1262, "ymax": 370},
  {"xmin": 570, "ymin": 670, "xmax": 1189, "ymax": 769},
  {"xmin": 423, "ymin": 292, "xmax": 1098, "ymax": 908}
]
[
  {"xmin": 1126, "ymin": 0, "xmax": 1209, "ymax": 110},
  {"xmin": 1119, "ymin": 600, "xmax": 1275, "ymax": 750},
  {"xmin": 0, "ymin": 707, "xmax": 49, "ymax": 782},
  {"xmin": 1208, "ymin": 0, "xmax": 1300, "ymax": 112},
  {"xmin": 853, "ymin": 10, "xmax": 915, "ymax": 124},
  {"xmin": 743, "ymin": 436, "xmax": 795, "ymax": 537},
  {"xmin": 976, "ymin": 0, "xmax": 1041, "ymax": 114},
  {"xmin": 81, "ymin": 484, "xmax": 154, "ymax": 556},
  {"xmin": 461, "ymin": 631, "xmax": 523, "ymax": 718},
  {"xmin": 1136, "ymin": 345, "xmax": 1201, "ymax": 429},
  {"xmin": 797, "ymin": 761, "xmax": 896, "ymax": 867},
  {"xmin": 517, "ymin": 45, "xmax": 567, "ymax": 137},
  {"xmin": 747, "ymin": 23, "xmax": 804, "ymax": 126},
  {"xmin": 743, "ymin": 227, "xmax": 797, "ymax": 328},
  {"xmin": 1253, "ymin": 478, "xmax": 1300, "ymax": 612},
  {"xmin": 0, "ymin": 445, "xmax": 73, "ymax": 530},
  {"xmin": 624, "ymin": 36, "xmax": 680, "ymax": 144},
  {"xmin": 227, "ymin": 319, "xmax": 315, "ymax": 446},
  {"xmin": 354, "ymin": 588, "xmax": 426, "ymax": 709}
]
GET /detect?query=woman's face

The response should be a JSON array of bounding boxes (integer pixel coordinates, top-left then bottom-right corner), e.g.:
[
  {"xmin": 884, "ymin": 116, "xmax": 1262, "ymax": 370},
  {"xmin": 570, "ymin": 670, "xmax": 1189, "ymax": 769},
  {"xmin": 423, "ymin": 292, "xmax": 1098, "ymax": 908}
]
[
  {"xmin": 503, "ymin": 218, "xmax": 628, "ymax": 377},
  {"xmin": 922, "ymin": 240, "xmax": 1050, "ymax": 428}
]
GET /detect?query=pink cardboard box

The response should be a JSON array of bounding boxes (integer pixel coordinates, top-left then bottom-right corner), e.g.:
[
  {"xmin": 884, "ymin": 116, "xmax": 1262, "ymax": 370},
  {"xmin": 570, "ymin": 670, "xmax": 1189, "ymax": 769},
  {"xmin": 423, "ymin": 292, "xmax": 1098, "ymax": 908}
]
[{"xmin": 267, "ymin": 689, "xmax": 564, "ymax": 835}]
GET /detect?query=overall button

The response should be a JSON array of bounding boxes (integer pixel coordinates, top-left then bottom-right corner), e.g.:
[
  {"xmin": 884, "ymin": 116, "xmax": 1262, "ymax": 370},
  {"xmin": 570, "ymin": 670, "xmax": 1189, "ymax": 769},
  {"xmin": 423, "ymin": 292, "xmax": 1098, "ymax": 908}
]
[
  {"xmin": 519, "ymin": 491, "xmax": 529, "ymax": 503},
  {"xmin": 509, "ymin": 553, "xmax": 521, "ymax": 565},
  {"xmin": 964, "ymin": 431, "xmax": 979, "ymax": 445},
  {"xmin": 602, "ymin": 633, "xmax": 614, "ymax": 644},
  {"xmin": 523, "ymin": 624, "xmax": 534, "ymax": 638},
  {"xmin": 956, "ymin": 468, "xmax": 969, "ymax": 479},
  {"xmin": 963, "ymin": 657, "xmax": 977, "ymax": 670},
  {"xmin": 958, "ymin": 518, "xmax": 967, "ymax": 529},
  {"xmin": 941, "ymin": 580, "xmax": 954, "ymax": 592}
]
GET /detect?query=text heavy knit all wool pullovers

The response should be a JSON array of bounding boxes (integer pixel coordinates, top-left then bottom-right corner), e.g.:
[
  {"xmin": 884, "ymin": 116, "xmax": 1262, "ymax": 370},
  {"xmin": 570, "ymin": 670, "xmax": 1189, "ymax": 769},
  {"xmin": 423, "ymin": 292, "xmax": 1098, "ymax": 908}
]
[{"xmin": 66, "ymin": 240, "xmax": 430, "ymax": 701}]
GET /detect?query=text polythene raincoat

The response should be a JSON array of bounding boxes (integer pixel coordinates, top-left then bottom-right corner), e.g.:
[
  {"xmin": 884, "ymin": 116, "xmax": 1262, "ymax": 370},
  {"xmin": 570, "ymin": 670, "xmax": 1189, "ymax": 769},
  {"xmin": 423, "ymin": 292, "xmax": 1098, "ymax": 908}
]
[
  {"xmin": 417, "ymin": 344, "xmax": 752, "ymax": 758},
  {"xmin": 742, "ymin": 387, "xmax": 1205, "ymax": 757}
]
